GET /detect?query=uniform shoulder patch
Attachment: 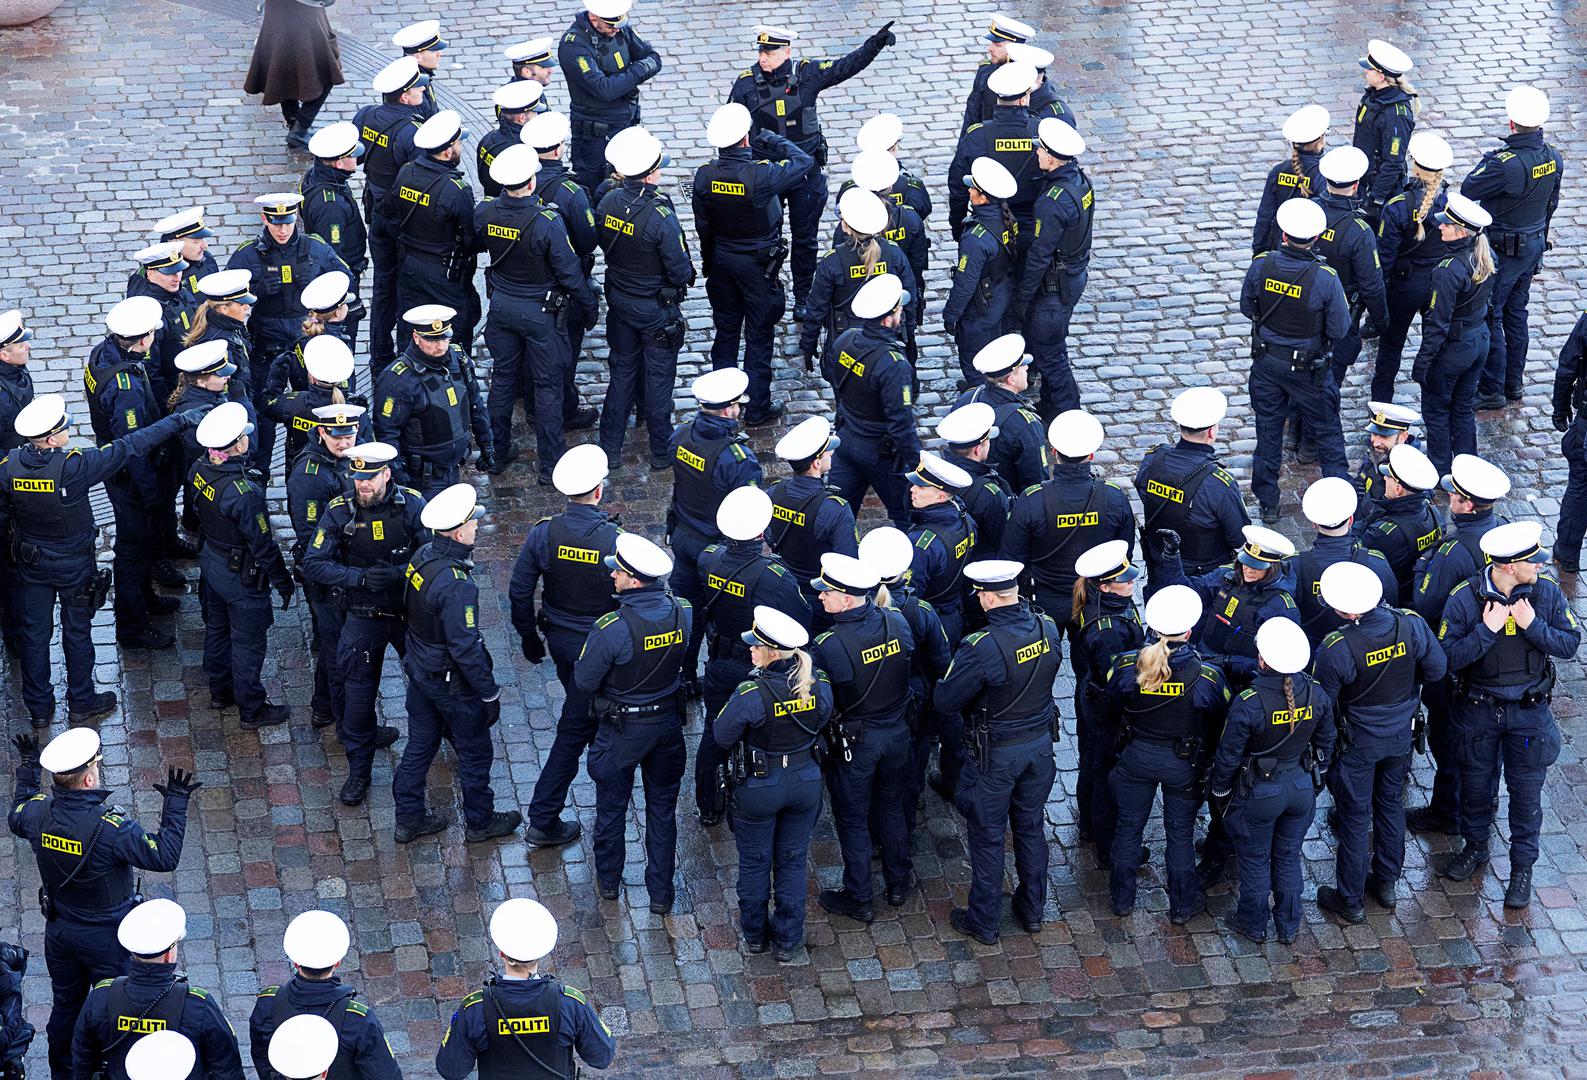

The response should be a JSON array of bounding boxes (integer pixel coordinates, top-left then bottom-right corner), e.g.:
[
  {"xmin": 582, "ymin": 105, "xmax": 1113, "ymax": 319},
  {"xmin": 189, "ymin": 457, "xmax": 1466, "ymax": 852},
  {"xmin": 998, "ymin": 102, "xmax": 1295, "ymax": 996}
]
[
  {"xmin": 1020, "ymin": 483, "xmax": 1043, "ymax": 497},
  {"xmin": 814, "ymin": 630, "xmax": 834, "ymax": 645},
  {"xmin": 462, "ymin": 990, "xmax": 484, "ymax": 1008},
  {"xmin": 562, "ymin": 985, "xmax": 590, "ymax": 1005},
  {"xmin": 327, "ymin": 495, "xmax": 349, "ymax": 510},
  {"xmin": 767, "ymin": 562, "xmax": 788, "ymax": 577},
  {"xmin": 1104, "ymin": 479, "xmax": 1127, "ymax": 493},
  {"xmin": 1319, "ymin": 630, "xmax": 1345, "ymax": 649},
  {"xmin": 93, "ymin": 978, "xmax": 115, "ymax": 990},
  {"xmin": 967, "ymin": 122, "xmax": 985, "ymax": 133},
  {"xmin": 188, "ymin": 987, "xmax": 209, "ymax": 999},
  {"xmin": 914, "ymin": 530, "xmax": 937, "ymax": 548},
  {"xmin": 594, "ymin": 612, "xmax": 620, "ymax": 630},
  {"xmin": 965, "ymin": 630, "xmax": 988, "ymax": 646},
  {"xmin": 1236, "ymin": 687, "xmax": 1257, "ymax": 701},
  {"xmin": 259, "ymin": 986, "xmax": 279, "ymax": 998},
  {"xmin": 347, "ymin": 1001, "xmax": 369, "ymax": 1016},
  {"xmin": 734, "ymin": 680, "xmax": 758, "ymax": 696}
]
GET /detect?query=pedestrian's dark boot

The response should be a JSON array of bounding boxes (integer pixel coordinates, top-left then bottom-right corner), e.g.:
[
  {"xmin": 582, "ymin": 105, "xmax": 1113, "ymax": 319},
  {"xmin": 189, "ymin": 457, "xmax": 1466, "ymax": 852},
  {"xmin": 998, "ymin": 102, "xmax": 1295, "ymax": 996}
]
[
  {"xmin": 395, "ymin": 812, "xmax": 449, "ymax": 843},
  {"xmin": 1442, "ymin": 845, "xmax": 1489, "ymax": 881},
  {"xmin": 818, "ymin": 889, "xmax": 874, "ymax": 924},
  {"xmin": 465, "ymin": 810, "xmax": 522, "ymax": 843},
  {"xmin": 1504, "ymin": 865, "xmax": 1534, "ymax": 909},
  {"xmin": 524, "ymin": 819, "xmax": 581, "ymax": 847},
  {"xmin": 1316, "ymin": 885, "xmax": 1366, "ymax": 925}
]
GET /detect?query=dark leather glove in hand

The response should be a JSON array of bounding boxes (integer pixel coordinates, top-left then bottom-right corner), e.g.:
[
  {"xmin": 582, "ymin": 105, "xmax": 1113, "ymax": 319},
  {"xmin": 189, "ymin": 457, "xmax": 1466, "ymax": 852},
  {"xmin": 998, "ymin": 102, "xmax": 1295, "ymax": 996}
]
[
  {"xmin": 362, "ymin": 565, "xmax": 406, "ymax": 589},
  {"xmin": 276, "ymin": 578, "xmax": 295, "ymax": 610},
  {"xmin": 154, "ymin": 767, "xmax": 202, "ymax": 799},
  {"xmin": 476, "ymin": 452, "xmax": 497, "ymax": 475},
  {"xmin": 483, "ymin": 697, "xmax": 502, "ymax": 727},
  {"xmin": 871, "ymin": 19, "xmax": 896, "ymax": 47},
  {"xmin": 12, "ymin": 733, "xmax": 40, "ymax": 765},
  {"xmin": 1555, "ymin": 409, "xmax": 1572, "ymax": 434},
  {"xmin": 521, "ymin": 632, "xmax": 546, "ymax": 664},
  {"xmin": 1153, "ymin": 528, "xmax": 1181, "ymax": 557}
]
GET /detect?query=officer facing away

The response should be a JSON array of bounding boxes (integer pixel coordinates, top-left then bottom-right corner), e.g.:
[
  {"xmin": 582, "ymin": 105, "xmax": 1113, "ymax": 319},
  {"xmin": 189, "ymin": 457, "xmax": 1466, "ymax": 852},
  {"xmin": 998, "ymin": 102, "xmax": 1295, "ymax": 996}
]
[
  {"xmin": 70, "ymin": 899, "xmax": 243, "ymax": 1080},
  {"xmin": 953, "ymin": 334, "xmax": 1050, "ymax": 494},
  {"xmin": 438, "ymin": 898, "xmax": 615, "ymax": 1078},
  {"xmin": 390, "ymin": 112, "xmax": 481, "ymax": 357},
  {"xmin": 1291, "ymin": 476, "xmax": 1397, "ymax": 648},
  {"xmin": 9, "ymin": 728, "xmax": 194, "ymax": 1080},
  {"xmin": 250, "ymin": 911, "xmax": 400, "ymax": 1080},
  {"xmin": 1358, "ymin": 442, "xmax": 1443, "ymax": 604},
  {"xmin": 765, "ymin": 416, "xmax": 858, "ymax": 622},
  {"xmin": 263, "ymin": 1015, "xmax": 342, "ymax": 1080}
]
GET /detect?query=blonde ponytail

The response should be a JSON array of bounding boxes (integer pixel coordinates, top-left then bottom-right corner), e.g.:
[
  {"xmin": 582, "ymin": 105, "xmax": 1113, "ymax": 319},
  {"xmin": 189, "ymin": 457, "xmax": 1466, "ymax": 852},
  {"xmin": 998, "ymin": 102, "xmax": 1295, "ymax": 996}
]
[
  {"xmin": 1411, "ymin": 166, "xmax": 1442, "ymax": 243},
  {"xmin": 844, "ymin": 223, "xmax": 881, "ymax": 279},
  {"xmin": 875, "ymin": 583, "xmax": 894, "ymax": 610},
  {"xmin": 300, "ymin": 311, "xmax": 327, "ymax": 339},
  {"xmin": 1397, "ymin": 74, "xmax": 1421, "ymax": 116},
  {"xmin": 184, "ymin": 301, "xmax": 215, "ymax": 347},
  {"xmin": 1137, "ymin": 633, "xmax": 1186, "ymax": 694},
  {"xmin": 1070, "ymin": 576, "xmax": 1089, "ymax": 626},
  {"xmin": 1470, "ymin": 233, "xmax": 1495, "ymax": 283},
  {"xmin": 788, "ymin": 647, "xmax": 814, "ymax": 703}
]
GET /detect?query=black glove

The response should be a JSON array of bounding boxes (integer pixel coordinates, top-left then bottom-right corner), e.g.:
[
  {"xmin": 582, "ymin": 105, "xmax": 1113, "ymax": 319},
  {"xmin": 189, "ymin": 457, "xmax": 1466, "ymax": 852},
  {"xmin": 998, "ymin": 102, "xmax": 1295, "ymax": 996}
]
[
  {"xmin": 12, "ymin": 734, "xmax": 40, "ymax": 766},
  {"xmin": 362, "ymin": 565, "xmax": 405, "ymax": 589},
  {"xmin": 154, "ymin": 767, "xmax": 202, "ymax": 799},
  {"xmin": 180, "ymin": 408, "xmax": 206, "ymax": 428},
  {"xmin": 276, "ymin": 578, "xmax": 295, "ymax": 610},
  {"xmin": 477, "ymin": 451, "xmax": 497, "ymax": 475},
  {"xmin": 521, "ymin": 631, "xmax": 546, "ymax": 664},
  {"xmin": 482, "ymin": 697, "xmax": 502, "ymax": 727},
  {"xmin": 1358, "ymin": 315, "xmax": 1381, "ymax": 341},
  {"xmin": 635, "ymin": 55, "xmax": 661, "ymax": 80},
  {"xmin": 801, "ymin": 342, "xmax": 818, "ymax": 373},
  {"xmin": 1555, "ymin": 408, "xmax": 1572, "ymax": 434},
  {"xmin": 870, "ymin": 19, "xmax": 896, "ymax": 47},
  {"xmin": 1153, "ymin": 528, "xmax": 1181, "ymax": 557}
]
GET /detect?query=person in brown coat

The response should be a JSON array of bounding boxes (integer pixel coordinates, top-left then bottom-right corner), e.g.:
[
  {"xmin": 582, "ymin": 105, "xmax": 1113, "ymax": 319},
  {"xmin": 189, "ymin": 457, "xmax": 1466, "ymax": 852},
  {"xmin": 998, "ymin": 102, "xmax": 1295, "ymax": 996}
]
[{"xmin": 244, "ymin": 0, "xmax": 346, "ymax": 152}]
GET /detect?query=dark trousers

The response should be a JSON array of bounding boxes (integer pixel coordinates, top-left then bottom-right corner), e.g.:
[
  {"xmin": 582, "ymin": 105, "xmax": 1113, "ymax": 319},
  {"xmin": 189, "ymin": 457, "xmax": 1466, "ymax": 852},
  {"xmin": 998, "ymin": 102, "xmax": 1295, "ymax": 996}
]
[
  {"xmin": 730, "ymin": 761, "xmax": 823, "ymax": 949},
  {"xmin": 1248, "ymin": 351, "xmax": 1349, "ymax": 508},
  {"xmin": 1329, "ymin": 732, "xmax": 1412, "ymax": 905},
  {"xmin": 1077, "ymin": 684, "xmax": 1121, "ymax": 850},
  {"xmin": 104, "ymin": 483, "xmax": 158, "ymax": 631},
  {"xmin": 1109, "ymin": 739, "xmax": 1200, "ymax": 918},
  {"xmin": 1559, "ymin": 420, "xmax": 1587, "ymax": 565},
  {"xmin": 1373, "ymin": 266, "xmax": 1434, "ymax": 402},
  {"xmin": 829, "ymin": 436, "xmax": 909, "ymax": 528},
  {"xmin": 826, "ymin": 720, "xmax": 912, "ymax": 905},
  {"xmin": 706, "ymin": 251, "xmax": 784, "ymax": 416},
  {"xmin": 598, "ymin": 300, "xmax": 677, "ymax": 462},
  {"xmin": 526, "ymin": 623, "xmax": 599, "ymax": 830},
  {"xmin": 960, "ymin": 733, "xmax": 1056, "ymax": 938},
  {"xmin": 279, "ymin": 88, "xmax": 330, "ymax": 129},
  {"xmin": 1226, "ymin": 767, "xmax": 1315, "ymax": 940},
  {"xmin": 1453, "ymin": 696, "xmax": 1560, "ymax": 866},
  {"xmin": 365, "ymin": 197, "xmax": 401, "ymax": 374},
  {"xmin": 953, "ymin": 307, "xmax": 1010, "ymax": 386},
  {"xmin": 697, "ymin": 655, "xmax": 751, "ymax": 816},
  {"xmin": 1025, "ymin": 276, "xmax": 1085, "ymax": 423},
  {"xmin": 570, "ymin": 123, "xmax": 624, "ymax": 195},
  {"xmin": 1421, "ymin": 679, "xmax": 1460, "ymax": 822},
  {"xmin": 306, "ymin": 589, "xmax": 345, "ymax": 724},
  {"xmin": 15, "ymin": 573, "xmax": 97, "ymax": 718},
  {"xmin": 485, "ymin": 290, "xmax": 572, "ymax": 479},
  {"xmin": 587, "ymin": 714, "xmax": 686, "ymax": 906},
  {"xmin": 668, "ymin": 524, "xmax": 712, "ymax": 678},
  {"xmin": 245, "ymin": 339, "xmax": 288, "ymax": 479},
  {"xmin": 1419, "ymin": 325, "xmax": 1488, "ymax": 474},
  {"xmin": 199, "ymin": 578, "xmax": 273, "ymax": 720},
  {"xmin": 782, "ymin": 167, "xmax": 829, "ymax": 305},
  {"xmin": 337, "ymin": 614, "xmax": 407, "ymax": 780},
  {"xmin": 1479, "ymin": 232, "xmax": 1545, "ymax": 398},
  {"xmin": 44, "ymin": 918, "xmax": 126, "ymax": 1080},
  {"xmin": 397, "ymin": 256, "xmax": 480, "ymax": 358},
  {"xmin": 392, "ymin": 675, "xmax": 497, "ymax": 831}
]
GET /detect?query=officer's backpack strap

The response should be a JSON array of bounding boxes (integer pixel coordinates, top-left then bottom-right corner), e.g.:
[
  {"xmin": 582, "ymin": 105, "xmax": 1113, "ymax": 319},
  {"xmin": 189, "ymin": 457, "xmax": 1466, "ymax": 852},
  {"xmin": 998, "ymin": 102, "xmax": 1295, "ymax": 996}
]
[
  {"xmin": 1141, "ymin": 457, "xmax": 1218, "ymax": 533},
  {"xmin": 270, "ymin": 981, "xmax": 357, "ymax": 1036},
  {"xmin": 1033, "ymin": 477, "xmax": 1103, "ymax": 566}
]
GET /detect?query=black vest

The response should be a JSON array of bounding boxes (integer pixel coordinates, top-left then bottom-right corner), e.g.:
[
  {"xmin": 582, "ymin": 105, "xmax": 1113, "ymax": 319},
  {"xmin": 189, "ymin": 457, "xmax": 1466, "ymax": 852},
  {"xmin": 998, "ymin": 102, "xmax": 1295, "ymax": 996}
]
[
  {"xmin": 392, "ymin": 161, "xmax": 465, "ymax": 255},
  {"xmin": 35, "ymin": 799, "xmax": 133, "ymax": 913},
  {"xmin": 766, "ymin": 479, "xmax": 840, "ymax": 583},
  {"xmin": 479, "ymin": 199, "xmax": 557, "ymax": 291},
  {"xmin": 1334, "ymin": 610, "xmax": 1417, "ymax": 709},
  {"xmin": 696, "ymin": 158, "xmax": 775, "ymax": 244},
  {"xmin": 747, "ymin": 61, "xmax": 814, "ymax": 144},
  {"xmin": 598, "ymin": 195, "xmax": 665, "ymax": 279},
  {"xmin": 190, "ymin": 462, "xmax": 248, "ymax": 551},
  {"xmin": 399, "ymin": 358, "xmax": 471, "ymax": 454},
  {"xmin": 917, "ymin": 508, "xmax": 975, "ymax": 610},
  {"xmin": 822, "ymin": 244, "xmax": 896, "ymax": 336},
  {"xmin": 703, "ymin": 551, "xmax": 776, "ymax": 658},
  {"xmin": 825, "ymin": 608, "xmax": 912, "ymax": 723},
  {"xmin": 1044, "ymin": 168, "xmax": 1094, "ymax": 264},
  {"xmin": 267, "ymin": 986, "xmax": 357, "ymax": 1080},
  {"xmin": 103, "ymin": 976, "xmax": 191, "ymax": 1077},
  {"xmin": 405, "ymin": 548, "xmax": 468, "ymax": 647},
  {"xmin": 1463, "ymin": 590, "xmax": 1551, "ymax": 691},
  {"xmin": 1393, "ymin": 186, "xmax": 1454, "ymax": 269},
  {"xmin": 1122, "ymin": 651, "xmax": 1203, "ymax": 741},
  {"xmin": 670, "ymin": 423, "xmax": 740, "ymax": 534},
  {"xmin": 1441, "ymin": 250, "xmax": 1497, "ymax": 331},
  {"xmin": 2, "ymin": 450, "xmax": 95, "ymax": 542},
  {"xmin": 1253, "ymin": 254, "xmax": 1325, "ymax": 344},
  {"xmin": 978, "ymin": 610, "xmax": 1060, "ymax": 723},
  {"xmin": 745, "ymin": 673, "xmax": 824, "ymax": 754},
  {"xmin": 1244, "ymin": 678, "xmax": 1320, "ymax": 761},
  {"xmin": 829, "ymin": 329, "xmax": 897, "ymax": 426},
  {"xmin": 83, "ymin": 352, "xmax": 151, "ymax": 445},
  {"xmin": 605, "ymin": 602, "xmax": 686, "ymax": 698},
  {"xmin": 1029, "ymin": 478, "xmax": 1111, "ymax": 591},
  {"xmin": 1198, "ymin": 578, "xmax": 1269, "ymax": 660},
  {"xmin": 1138, "ymin": 449, "xmax": 1226, "ymax": 566},
  {"xmin": 542, "ymin": 513, "xmax": 619, "ymax": 620},
  {"xmin": 1485, "ymin": 142, "xmax": 1560, "ymax": 230},
  {"xmin": 342, "ymin": 489, "xmax": 416, "ymax": 616},
  {"xmin": 1315, "ymin": 201, "xmax": 1368, "ymax": 297},
  {"xmin": 1293, "ymin": 543, "xmax": 1375, "ymax": 639},
  {"xmin": 358, "ymin": 104, "xmax": 422, "ymax": 193},
  {"xmin": 477, "ymin": 979, "xmax": 569, "ymax": 1080}
]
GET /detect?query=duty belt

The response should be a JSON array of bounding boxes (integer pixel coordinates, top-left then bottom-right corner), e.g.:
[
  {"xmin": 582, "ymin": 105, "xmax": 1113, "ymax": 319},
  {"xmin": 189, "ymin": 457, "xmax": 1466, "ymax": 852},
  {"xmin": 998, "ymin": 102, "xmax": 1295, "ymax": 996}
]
[{"xmin": 1260, "ymin": 342, "xmax": 1323, "ymax": 369}]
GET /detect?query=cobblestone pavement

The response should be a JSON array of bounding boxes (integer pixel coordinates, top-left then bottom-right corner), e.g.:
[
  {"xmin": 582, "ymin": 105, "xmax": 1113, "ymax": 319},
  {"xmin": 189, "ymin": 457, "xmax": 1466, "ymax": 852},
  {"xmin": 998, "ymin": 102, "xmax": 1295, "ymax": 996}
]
[{"xmin": 4, "ymin": 0, "xmax": 1587, "ymax": 1074}]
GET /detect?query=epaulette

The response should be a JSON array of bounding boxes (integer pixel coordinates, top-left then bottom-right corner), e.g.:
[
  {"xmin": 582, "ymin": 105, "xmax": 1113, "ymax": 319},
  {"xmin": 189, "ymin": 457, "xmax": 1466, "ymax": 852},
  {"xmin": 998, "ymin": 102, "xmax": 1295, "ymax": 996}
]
[
  {"xmin": 1372, "ymin": 520, "xmax": 1399, "ymax": 534},
  {"xmin": 534, "ymin": 515, "xmax": 553, "ymax": 527},
  {"xmin": 1020, "ymin": 482, "xmax": 1043, "ymax": 497},
  {"xmin": 116, "ymin": 372, "xmax": 132, "ymax": 391},
  {"xmin": 1197, "ymin": 663, "xmax": 1221, "ymax": 681},
  {"xmin": 259, "ymin": 986, "xmax": 279, "ymax": 998},
  {"xmin": 656, "ymin": 205, "xmax": 673, "ymax": 218},
  {"xmin": 1320, "ymin": 265, "xmax": 1339, "ymax": 276},
  {"xmin": 1278, "ymin": 594, "xmax": 1297, "ymax": 610},
  {"xmin": 400, "ymin": 487, "xmax": 421, "ymax": 497},
  {"xmin": 236, "ymin": 238, "xmax": 258, "ymax": 251},
  {"xmin": 540, "ymin": 209, "xmax": 559, "ymax": 222},
  {"xmin": 305, "ymin": 460, "xmax": 319, "ymax": 475},
  {"xmin": 562, "ymin": 985, "xmax": 590, "ymax": 1005},
  {"xmin": 966, "ymin": 122, "xmax": 985, "ymax": 133},
  {"xmin": 463, "ymin": 990, "xmax": 484, "ymax": 1008},
  {"xmin": 450, "ymin": 177, "xmax": 468, "ymax": 190},
  {"xmin": 734, "ymin": 680, "xmax": 758, "ymax": 696},
  {"xmin": 965, "ymin": 630, "xmax": 988, "ymax": 646},
  {"xmin": 451, "ymin": 567, "xmax": 469, "ymax": 579},
  {"xmin": 814, "ymin": 630, "xmax": 834, "ymax": 645},
  {"xmin": 93, "ymin": 979, "xmax": 114, "ymax": 991},
  {"xmin": 562, "ymin": 31, "xmax": 577, "ymax": 42},
  {"xmin": 327, "ymin": 495, "xmax": 349, "ymax": 510},
  {"xmin": 1104, "ymin": 479, "xmax": 1127, "ymax": 493},
  {"xmin": 702, "ymin": 543, "xmax": 722, "ymax": 556},
  {"xmin": 1436, "ymin": 256, "xmax": 1456, "ymax": 269},
  {"xmin": 188, "ymin": 987, "xmax": 209, "ymax": 1000},
  {"xmin": 818, "ymin": 59, "xmax": 833, "ymax": 70},
  {"xmin": 677, "ymin": 597, "xmax": 693, "ymax": 609},
  {"xmin": 101, "ymin": 812, "xmax": 125, "ymax": 827},
  {"xmin": 1319, "ymin": 630, "xmax": 1345, "ymax": 650},
  {"xmin": 1252, "ymin": 251, "xmax": 1272, "ymax": 261},
  {"xmin": 916, "ymin": 598, "xmax": 936, "ymax": 612},
  {"xmin": 347, "ymin": 1001, "xmax": 369, "ymax": 1017},
  {"xmin": 594, "ymin": 612, "xmax": 619, "ymax": 630},
  {"xmin": 1496, "ymin": 151, "xmax": 1515, "ymax": 162},
  {"xmin": 1211, "ymin": 469, "xmax": 1236, "ymax": 487},
  {"xmin": 1353, "ymin": 219, "xmax": 1373, "ymax": 234},
  {"xmin": 729, "ymin": 444, "xmax": 746, "ymax": 461},
  {"xmin": 767, "ymin": 563, "xmax": 788, "ymax": 577},
  {"xmin": 829, "ymin": 493, "xmax": 851, "ymax": 508},
  {"xmin": 390, "ymin": 360, "xmax": 410, "ymax": 375},
  {"xmin": 233, "ymin": 478, "xmax": 253, "ymax": 495},
  {"xmin": 914, "ymin": 529, "xmax": 938, "ymax": 549},
  {"xmin": 1236, "ymin": 687, "xmax": 1258, "ymax": 701}
]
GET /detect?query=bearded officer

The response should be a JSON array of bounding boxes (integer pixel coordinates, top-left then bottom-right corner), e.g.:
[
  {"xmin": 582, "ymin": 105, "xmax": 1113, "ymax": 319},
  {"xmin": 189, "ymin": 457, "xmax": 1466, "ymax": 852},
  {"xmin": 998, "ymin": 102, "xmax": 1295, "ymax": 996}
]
[
  {"xmin": 505, "ymin": 37, "xmax": 559, "ymax": 88},
  {"xmin": 510, "ymin": 445, "xmax": 620, "ymax": 847},
  {"xmin": 373, "ymin": 305, "xmax": 492, "ymax": 495},
  {"xmin": 1291, "ymin": 477, "xmax": 1396, "ymax": 647},
  {"xmin": 70, "ymin": 899, "xmax": 242, "ymax": 1080},
  {"xmin": 1358, "ymin": 442, "xmax": 1443, "ymax": 604},
  {"xmin": 559, "ymin": 0, "xmax": 663, "ymax": 192},
  {"xmin": 961, "ymin": 14, "xmax": 1037, "ymax": 132},
  {"xmin": 393, "ymin": 484, "xmax": 519, "ymax": 844},
  {"xmin": 437, "ymin": 898, "xmax": 615, "ymax": 1077},
  {"xmin": 300, "ymin": 443, "xmax": 429, "ymax": 806},
  {"xmin": 765, "ymin": 416, "xmax": 857, "ymax": 623},
  {"xmin": 1354, "ymin": 400, "xmax": 1421, "ymax": 515},
  {"xmin": 250, "ymin": 911, "xmax": 398, "ymax": 1080},
  {"xmin": 8, "ymin": 728, "xmax": 193, "ymax": 1080}
]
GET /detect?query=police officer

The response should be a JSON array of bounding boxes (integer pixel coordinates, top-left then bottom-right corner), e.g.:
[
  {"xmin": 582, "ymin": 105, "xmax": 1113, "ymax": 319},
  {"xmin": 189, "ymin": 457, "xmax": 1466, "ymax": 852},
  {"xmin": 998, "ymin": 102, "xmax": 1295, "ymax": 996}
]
[
  {"xmin": 1134, "ymin": 387, "xmax": 1248, "ymax": 589},
  {"xmin": 86, "ymin": 296, "xmax": 183, "ymax": 649},
  {"xmin": 1412, "ymin": 193, "xmax": 1497, "ymax": 473},
  {"xmin": 285, "ymin": 402, "xmax": 359, "ymax": 730},
  {"xmin": 766, "ymin": 416, "xmax": 858, "ymax": 621},
  {"xmin": 122, "ymin": 1031, "xmax": 197, "ymax": 1080},
  {"xmin": 1069, "ymin": 541, "xmax": 1148, "ymax": 861},
  {"xmin": 1439, "ymin": 521, "xmax": 1579, "ymax": 907},
  {"xmin": 944, "ymin": 158, "xmax": 1019, "ymax": 385},
  {"xmin": 125, "ymin": 243, "xmax": 200, "ymax": 402},
  {"xmin": 0, "ymin": 945, "xmax": 31, "ymax": 1080},
  {"xmin": 1013, "ymin": 118, "xmax": 1092, "ymax": 421},
  {"xmin": 1467, "ymin": 86, "xmax": 1562, "ymax": 410},
  {"xmin": 187, "ymin": 270, "xmax": 257, "ymax": 413},
  {"xmin": 70, "ymin": 900, "xmax": 242, "ymax": 1080},
  {"xmin": 390, "ymin": 111, "xmax": 480, "ymax": 355},
  {"xmin": 694, "ymin": 102, "xmax": 814, "ymax": 424},
  {"xmin": 522, "ymin": 111, "xmax": 602, "ymax": 434},
  {"xmin": 576, "ymin": 532, "xmax": 692, "ymax": 914},
  {"xmin": 855, "ymin": 112, "xmax": 933, "ymax": 222},
  {"xmin": 594, "ymin": 126, "xmax": 695, "ymax": 467},
  {"xmin": 1353, "ymin": 39, "xmax": 1418, "ymax": 223},
  {"xmin": 266, "ymin": 271, "xmax": 357, "ymax": 411},
  {"xmin": 477, "ymin": 80, "xmax": 545, "ymax": 198},
  {"xmin": 0, "ymin": 396, "xmax": 190, "ymax": 725},
  {"xmin": 824, "ymin": 273, "xmax": 918, "ymax": 528},
  {"xmin": 477, "ymin": 145, "xmax": 599, "ymax": 483},
  {"xmin": 1374, "ymin": 131, "xmax": 1454, "ymax": 402},
  {"xmin": 8, "ymin": 728, "xmax": 193, "ymax": 1080},
  {"xmin": 904, "ymin": 453, "xmax": 977, "ymax": 653},
  {"xmin": 961, "ymin": 14, "xmax": 1037, "ymax": 133},
  {"xmin": 250, "ymin": 911, "xmax": 399, "ymax": 1080},
  {"xmin": 695, "ymin": 487, "xmax": 807, "ymax": 825},
  {"xmin": 841, "ymin": 151, "xmax": 929, "ymax": 357},
  {"xmin": 949, "ymin": 62, "xmax": 1041, "ymax": 255},
  {"xmin": 1241, "ymin": 198, "xmax": 1352, "ymax": 522},
  {"xmin": 800, "ymin": 188, "xmax": 916, "ymax": 373},
  {"xmin": 1104, "ymin": 584, "xmax": 1229, "ymax": 923},
  {"xmin": 1354, "ymin": 400, "xmax": 1421, "ymax": 515},
  {"xmin": 1408, "ymin": 454, "xmax": 1511, "ymax": 835},
  {"xmin": 505, "ymin": 37, "xmax": 559, "ymax": 88},
  {"xmin": 728, "ymin": 21, "xmax": 895, "ymax": 320},
  {"xmin": 0, "ymin": 310, "xmax": 34, "ymax": 657},
  {"xmin": 510, "ymin": 446, "xmax": 619, "ymax": 846},
  {"xmin": 263, "ymin": 1017, "xmax": 340, "ymax": 1080},
  {"xmin": 168, "ymin": 344, "xmax": 246, "ymax": 551},
  {"xmin": 228, "ymin": 192, "xmax": 349, "ymax": 480},
  {"xmin": 1292, "ymin": 477, "xmax": 1397, "ymax": 647},
  {"xmin": 1359, "ymin": 442, "xmax": 1442, "ymax": 603},
  {"xmin": 667, "ymin": 367, "xmax": 763, "ymax": 691},
  {"xmin": 301, "ymin": 124, "xmax": 369, "ymax": 350},
  {"xmin": 935, "ymin": 560, "xmax": 1061, "ymax": 944},
  {"xmin": 353, "ymin": 57, "xmax": 429, "ymax": 374},
  {"xmin": 1208, "ymin": 620, "xmax": 1335, "ymax": 944},
  {"xmin": 935, "ymin": 403, "xmax": 1010, "ymax": 562},
  {"xmin": 392, "ymin": 484, "xmax": 518, "ymax": 844},
  {"xmin": 1252, "ymin": 105, "xmax": 1328, "ymax": 258},
  {"xmin": 437, "ymin": 898, "xmax": 616, "ymax": 1077},
  {"xmin": 713, "ymin": 606, "xmax": 832, "ymax": 959},
  {"xmin": 189, "ymin": 402, "xmax": 294, "ymax": 728},
  {"xmin": 373, "ymin": 305, "xmax": 493, "ymax": 496},
  {"xmin": 1554, "ymin": 313, "xmax": 1587, "ymax": 572},
  {"xmin": 1313, "ymin": 562, "xmax": 1446, "ymax": 922},
  {"xmin": 392, "ymin": 19, "xmax": 447, "ymax": 119},
  {"xmin": 559, "ymin": 0, "xmax": 663, "ymax": 192},
  {"xmin": 144, "ymin": 208, "xmax": 219, "ymax": 305},
  {"xmin": 301, "ymin": 443, "xmax": 426, "ymax": 806},
  {"xmin": 267, "ymin": 330, "xmax": 365, "ymax": 469},
  {"xmin": 954, "ymin": 334, "xmax": 1049, "ymax": 492},
  {"xmin": 1314, "ymin": 145, "xmax": 1390, "ymax": 384},
  {"xmin": 811, "ymin": 553, "xmax": 917, "ymax": 921}
]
